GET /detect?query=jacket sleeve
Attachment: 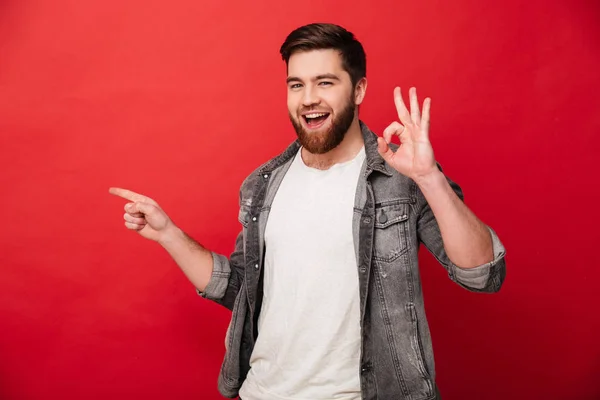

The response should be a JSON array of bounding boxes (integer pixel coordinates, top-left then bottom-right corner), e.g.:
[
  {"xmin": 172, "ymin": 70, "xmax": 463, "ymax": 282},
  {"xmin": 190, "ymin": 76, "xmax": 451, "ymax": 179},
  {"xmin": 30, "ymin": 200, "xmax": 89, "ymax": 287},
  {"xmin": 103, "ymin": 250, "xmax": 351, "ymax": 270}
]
[
  {"xmin": 195, "ymin": 187, "xmax": 248, "ymax": 311},
  {"xmin": 414, "ymin": 166, "xmax": 507, "ymax": 293},
  {"xmin": 196, "ymin": 228, "xmax": 246, "ymax": 311}
]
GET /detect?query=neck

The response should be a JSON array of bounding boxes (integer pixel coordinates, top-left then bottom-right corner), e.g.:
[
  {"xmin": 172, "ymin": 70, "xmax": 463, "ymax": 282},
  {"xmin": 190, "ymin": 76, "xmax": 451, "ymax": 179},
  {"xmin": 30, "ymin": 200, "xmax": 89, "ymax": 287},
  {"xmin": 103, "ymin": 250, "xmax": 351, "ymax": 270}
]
[{"xmin": 301, "ymin": 117, "xmax": 364, "ymax": 170}]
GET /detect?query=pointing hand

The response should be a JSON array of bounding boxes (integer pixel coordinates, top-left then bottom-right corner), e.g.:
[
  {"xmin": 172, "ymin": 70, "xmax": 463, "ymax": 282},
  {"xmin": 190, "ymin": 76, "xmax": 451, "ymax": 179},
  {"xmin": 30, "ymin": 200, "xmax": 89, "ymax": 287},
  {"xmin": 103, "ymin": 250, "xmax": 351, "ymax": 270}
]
[{"xmin": 109, "ymin": 187, "xmax": 174, "ymax": 243}]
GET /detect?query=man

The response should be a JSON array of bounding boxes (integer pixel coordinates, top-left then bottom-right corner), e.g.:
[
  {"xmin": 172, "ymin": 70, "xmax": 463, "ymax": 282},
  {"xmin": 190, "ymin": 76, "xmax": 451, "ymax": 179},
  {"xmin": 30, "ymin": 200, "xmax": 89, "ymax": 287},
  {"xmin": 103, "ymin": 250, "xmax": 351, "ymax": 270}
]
[{"xmin": 110, "ymin": 23, "xmax": 506, "ymax": 400}]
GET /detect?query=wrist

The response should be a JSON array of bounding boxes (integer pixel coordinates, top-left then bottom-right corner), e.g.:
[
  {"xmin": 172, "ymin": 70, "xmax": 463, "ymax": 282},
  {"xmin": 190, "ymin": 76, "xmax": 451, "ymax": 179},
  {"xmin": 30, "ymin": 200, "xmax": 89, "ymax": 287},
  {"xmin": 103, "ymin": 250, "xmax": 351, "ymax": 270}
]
[
  {"xmin": 414, "ymin": 167, "xmax": 445, "ymax": 191},
  {"xmin": 158, "ymin": 223, "xmax": 183, "ymax": 248}
]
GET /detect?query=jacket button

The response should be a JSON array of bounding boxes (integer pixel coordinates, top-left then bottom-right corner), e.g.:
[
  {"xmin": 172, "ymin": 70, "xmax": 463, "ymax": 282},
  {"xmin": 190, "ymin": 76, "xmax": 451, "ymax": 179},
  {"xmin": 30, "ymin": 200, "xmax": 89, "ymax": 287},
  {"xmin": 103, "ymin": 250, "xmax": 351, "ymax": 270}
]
[
  {"xmin": 363, "ymin": 217, "xmax": 371, "ymax": 224},
  {"xmin": 379, "ymin": 214, "xmax": 388, "ymax": 224},
  {"xmin": 254, "ymin": 264, "xmax": 259, "ymax": 270},
  {"xmin": 252, "ymin": 216, "xmax": 257, "ymax": 222}
]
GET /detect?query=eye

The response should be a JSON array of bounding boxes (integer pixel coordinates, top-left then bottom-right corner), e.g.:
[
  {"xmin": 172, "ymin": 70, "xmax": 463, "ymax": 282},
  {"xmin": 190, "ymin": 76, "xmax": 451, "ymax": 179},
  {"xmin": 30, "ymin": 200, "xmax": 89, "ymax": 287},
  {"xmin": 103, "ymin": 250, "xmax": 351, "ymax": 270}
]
[
  {"xmin": 289, "ymin": 83, "xmax": 303, "ymax": 90},
  {"xmin": 319, "ymin": 81, "xmax": 333, "ymax": 86}
]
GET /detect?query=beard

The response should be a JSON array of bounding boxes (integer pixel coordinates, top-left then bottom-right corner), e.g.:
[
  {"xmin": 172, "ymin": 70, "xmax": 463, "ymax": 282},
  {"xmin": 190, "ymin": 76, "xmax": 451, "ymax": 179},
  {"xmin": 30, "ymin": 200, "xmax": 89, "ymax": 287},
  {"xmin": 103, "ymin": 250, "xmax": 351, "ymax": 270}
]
[{"xmin": 289, "ymin": 93, "xmax": 356, "ymax": 155}]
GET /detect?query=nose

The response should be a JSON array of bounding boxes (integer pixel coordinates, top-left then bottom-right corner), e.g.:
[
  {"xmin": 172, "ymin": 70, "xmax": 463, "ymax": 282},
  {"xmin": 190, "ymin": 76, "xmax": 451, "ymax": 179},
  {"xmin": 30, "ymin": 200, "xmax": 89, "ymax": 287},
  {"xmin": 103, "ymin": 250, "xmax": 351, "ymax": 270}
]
[{"xmin": 301, "ymin": 86, "xmax": 320, "ymax": 107}]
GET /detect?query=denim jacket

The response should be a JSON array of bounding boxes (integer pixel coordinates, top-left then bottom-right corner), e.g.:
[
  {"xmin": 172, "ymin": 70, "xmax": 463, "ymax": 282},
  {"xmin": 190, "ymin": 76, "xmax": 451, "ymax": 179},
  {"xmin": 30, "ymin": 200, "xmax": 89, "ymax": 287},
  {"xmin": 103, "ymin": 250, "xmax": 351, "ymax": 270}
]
[{"xmin": 198, "ymin": 121, "xmax": 507, "ymax": 399}]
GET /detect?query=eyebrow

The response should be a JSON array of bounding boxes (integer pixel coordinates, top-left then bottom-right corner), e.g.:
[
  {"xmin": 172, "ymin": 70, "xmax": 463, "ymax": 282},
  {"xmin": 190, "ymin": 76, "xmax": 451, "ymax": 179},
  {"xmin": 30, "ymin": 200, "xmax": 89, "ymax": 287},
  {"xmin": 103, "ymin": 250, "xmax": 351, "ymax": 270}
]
[{"xmin": 286, "ymin": 73, "xmax": 341, "ymax": 84}]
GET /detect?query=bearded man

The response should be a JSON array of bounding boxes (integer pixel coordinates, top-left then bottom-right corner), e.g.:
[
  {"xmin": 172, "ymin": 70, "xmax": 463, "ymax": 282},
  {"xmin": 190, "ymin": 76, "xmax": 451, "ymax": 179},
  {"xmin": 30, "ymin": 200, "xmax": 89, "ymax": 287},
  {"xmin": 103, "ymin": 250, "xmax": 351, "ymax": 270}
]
[{"xmin": 110, "ymin": 22, "xmax": 507, "ymax": 400}]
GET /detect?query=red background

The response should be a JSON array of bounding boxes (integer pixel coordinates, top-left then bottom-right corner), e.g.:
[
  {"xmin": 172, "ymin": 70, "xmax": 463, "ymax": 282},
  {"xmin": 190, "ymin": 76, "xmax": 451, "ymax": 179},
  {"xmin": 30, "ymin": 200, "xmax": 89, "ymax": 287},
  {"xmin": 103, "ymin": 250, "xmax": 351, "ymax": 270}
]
[{"xmin": 1, "ymin": 0, "xmax": 599, "ymax": 399}]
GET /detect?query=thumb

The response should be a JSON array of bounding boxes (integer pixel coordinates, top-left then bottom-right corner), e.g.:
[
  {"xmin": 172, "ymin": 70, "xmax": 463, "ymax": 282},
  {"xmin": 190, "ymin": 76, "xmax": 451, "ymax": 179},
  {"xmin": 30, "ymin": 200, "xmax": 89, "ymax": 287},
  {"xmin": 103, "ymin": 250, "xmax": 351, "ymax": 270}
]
[{"xmin": 377, "ymin": 137, "xmax": 395, "ymax": 164}]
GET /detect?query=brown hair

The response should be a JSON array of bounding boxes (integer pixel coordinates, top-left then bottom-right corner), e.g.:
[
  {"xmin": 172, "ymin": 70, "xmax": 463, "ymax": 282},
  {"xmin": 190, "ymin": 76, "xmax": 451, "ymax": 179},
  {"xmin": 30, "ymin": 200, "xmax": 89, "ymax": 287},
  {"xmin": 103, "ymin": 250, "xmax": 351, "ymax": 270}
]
[{"xmin": 279, "ymin": 23, "xmax": 366, "ymax": 86}]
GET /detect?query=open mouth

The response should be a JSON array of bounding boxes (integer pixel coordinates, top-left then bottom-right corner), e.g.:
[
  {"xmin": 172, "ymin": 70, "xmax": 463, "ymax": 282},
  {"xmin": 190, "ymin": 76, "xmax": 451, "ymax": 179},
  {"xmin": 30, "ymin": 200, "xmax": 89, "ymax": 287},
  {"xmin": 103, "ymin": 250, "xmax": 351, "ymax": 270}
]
[{"xmin": 302, "ymin": 112, "xmax": 330, "ymax": 129}]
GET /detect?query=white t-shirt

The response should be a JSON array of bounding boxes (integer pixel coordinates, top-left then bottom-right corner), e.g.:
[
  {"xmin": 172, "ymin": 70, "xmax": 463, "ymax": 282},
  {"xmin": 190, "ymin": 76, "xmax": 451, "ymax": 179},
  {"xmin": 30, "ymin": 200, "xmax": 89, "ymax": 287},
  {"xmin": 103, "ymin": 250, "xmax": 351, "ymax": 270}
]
[{"xmin": 238, "ymin": 146, "xmax": 366, "ymax": 400}]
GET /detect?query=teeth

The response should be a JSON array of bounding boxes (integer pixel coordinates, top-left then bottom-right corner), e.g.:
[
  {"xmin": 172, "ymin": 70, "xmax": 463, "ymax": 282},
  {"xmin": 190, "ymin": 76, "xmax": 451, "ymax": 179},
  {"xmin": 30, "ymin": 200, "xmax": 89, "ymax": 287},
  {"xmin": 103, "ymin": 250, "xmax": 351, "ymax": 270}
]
[{"xmin": 305, "ymin": 113, "xmax": 327, "ymax": 119}]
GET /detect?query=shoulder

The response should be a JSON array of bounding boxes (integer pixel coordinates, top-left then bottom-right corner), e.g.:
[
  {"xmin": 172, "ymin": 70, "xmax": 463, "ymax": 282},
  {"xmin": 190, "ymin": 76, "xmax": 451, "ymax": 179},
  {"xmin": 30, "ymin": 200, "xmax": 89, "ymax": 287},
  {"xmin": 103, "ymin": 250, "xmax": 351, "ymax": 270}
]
[
  {"xmin": 236, "ymin": 160, "xmax": 270, "ymax": 206},
  {"xmin": 368, "ymin": 142, "xmax": 416, "ymax": 198},
  {"xmin": 237, "ymin": 139, "xmax": 301, "ymax": 204}
]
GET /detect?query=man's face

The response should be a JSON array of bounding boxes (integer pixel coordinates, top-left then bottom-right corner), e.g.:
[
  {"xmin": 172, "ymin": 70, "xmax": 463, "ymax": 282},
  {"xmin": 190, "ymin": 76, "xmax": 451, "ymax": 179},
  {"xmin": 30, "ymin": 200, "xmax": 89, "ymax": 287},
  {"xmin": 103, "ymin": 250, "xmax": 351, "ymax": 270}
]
[{"xmin": 286, "ymin": 49, "xmax": 362, "ymax": 154}]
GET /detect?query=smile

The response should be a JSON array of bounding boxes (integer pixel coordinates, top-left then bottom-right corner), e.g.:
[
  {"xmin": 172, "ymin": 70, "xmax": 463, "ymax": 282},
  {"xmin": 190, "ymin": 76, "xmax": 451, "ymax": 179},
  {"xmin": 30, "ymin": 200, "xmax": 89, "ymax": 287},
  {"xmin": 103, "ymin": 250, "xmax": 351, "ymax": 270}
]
[{"xmin": 302, "ymin": 112, "xmax": 331, "ymax": 129}]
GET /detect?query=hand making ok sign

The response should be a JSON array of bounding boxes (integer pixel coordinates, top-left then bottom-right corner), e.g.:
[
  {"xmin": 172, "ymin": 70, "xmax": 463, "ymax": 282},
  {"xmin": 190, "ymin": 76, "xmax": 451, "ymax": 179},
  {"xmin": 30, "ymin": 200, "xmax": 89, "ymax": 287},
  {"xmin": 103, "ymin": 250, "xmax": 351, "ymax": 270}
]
[{"xmin": 377, "ymin": 87, "xmax": 438, "ymax": 182}]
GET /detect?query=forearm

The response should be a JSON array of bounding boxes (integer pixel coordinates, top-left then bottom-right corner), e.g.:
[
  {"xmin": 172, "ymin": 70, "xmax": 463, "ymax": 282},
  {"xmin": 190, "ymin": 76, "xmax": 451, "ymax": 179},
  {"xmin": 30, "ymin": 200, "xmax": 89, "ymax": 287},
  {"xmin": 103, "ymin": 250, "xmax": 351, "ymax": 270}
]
[
  {"xmin": 416, "ymin": 169, "xmax": 494, "ymax": 269},
  {"xmin": 158, "ymin": 225, "xmax": 214, "ymax": 292}
]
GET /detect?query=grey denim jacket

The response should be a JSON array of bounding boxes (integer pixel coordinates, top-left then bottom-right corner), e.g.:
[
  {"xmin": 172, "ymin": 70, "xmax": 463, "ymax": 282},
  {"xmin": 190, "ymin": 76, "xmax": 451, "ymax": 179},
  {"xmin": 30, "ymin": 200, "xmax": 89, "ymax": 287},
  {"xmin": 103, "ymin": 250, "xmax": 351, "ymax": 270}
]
[{"xmin": 198, "ymin": 121, "xmax": 507, "ymax": 399}]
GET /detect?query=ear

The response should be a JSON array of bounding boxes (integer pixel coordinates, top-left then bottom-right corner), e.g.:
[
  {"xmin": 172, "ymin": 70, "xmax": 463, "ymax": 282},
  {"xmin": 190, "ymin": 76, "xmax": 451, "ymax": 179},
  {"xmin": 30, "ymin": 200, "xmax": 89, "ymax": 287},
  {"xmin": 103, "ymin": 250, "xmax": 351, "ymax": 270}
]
[{"xmin": 354, "ymin": 77, "xmax": 368, "ymax": 105}]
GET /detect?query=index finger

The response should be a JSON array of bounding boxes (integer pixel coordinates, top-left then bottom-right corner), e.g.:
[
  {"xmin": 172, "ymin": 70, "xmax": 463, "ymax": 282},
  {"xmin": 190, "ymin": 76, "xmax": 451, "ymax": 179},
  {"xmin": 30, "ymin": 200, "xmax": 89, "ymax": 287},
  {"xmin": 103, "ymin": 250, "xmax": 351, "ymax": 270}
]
[
  {"xmin": 109, "ymin": 187, "xmax": 150, "ymax": 203},
  {"xmin": 393, "ymin": 87, "xmax": 412, "ymax": 126}
]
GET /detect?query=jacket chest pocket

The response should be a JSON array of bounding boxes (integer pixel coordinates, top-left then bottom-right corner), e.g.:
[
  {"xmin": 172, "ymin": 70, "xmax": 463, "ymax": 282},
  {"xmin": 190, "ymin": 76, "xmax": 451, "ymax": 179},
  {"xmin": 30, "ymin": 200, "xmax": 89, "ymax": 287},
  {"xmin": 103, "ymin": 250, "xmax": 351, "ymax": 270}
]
[{"xmin": 372, "ymin": 202, "xmax": 410, "ymax": 263}]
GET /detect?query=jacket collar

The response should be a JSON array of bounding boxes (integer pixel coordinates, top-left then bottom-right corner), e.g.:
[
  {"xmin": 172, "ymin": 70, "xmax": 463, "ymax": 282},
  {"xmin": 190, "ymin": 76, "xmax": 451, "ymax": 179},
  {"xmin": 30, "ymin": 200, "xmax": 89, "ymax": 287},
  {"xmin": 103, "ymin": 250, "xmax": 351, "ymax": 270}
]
[{"xmin": 359, "ymin": 120, "xmax": 392, "ymax": 177}]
